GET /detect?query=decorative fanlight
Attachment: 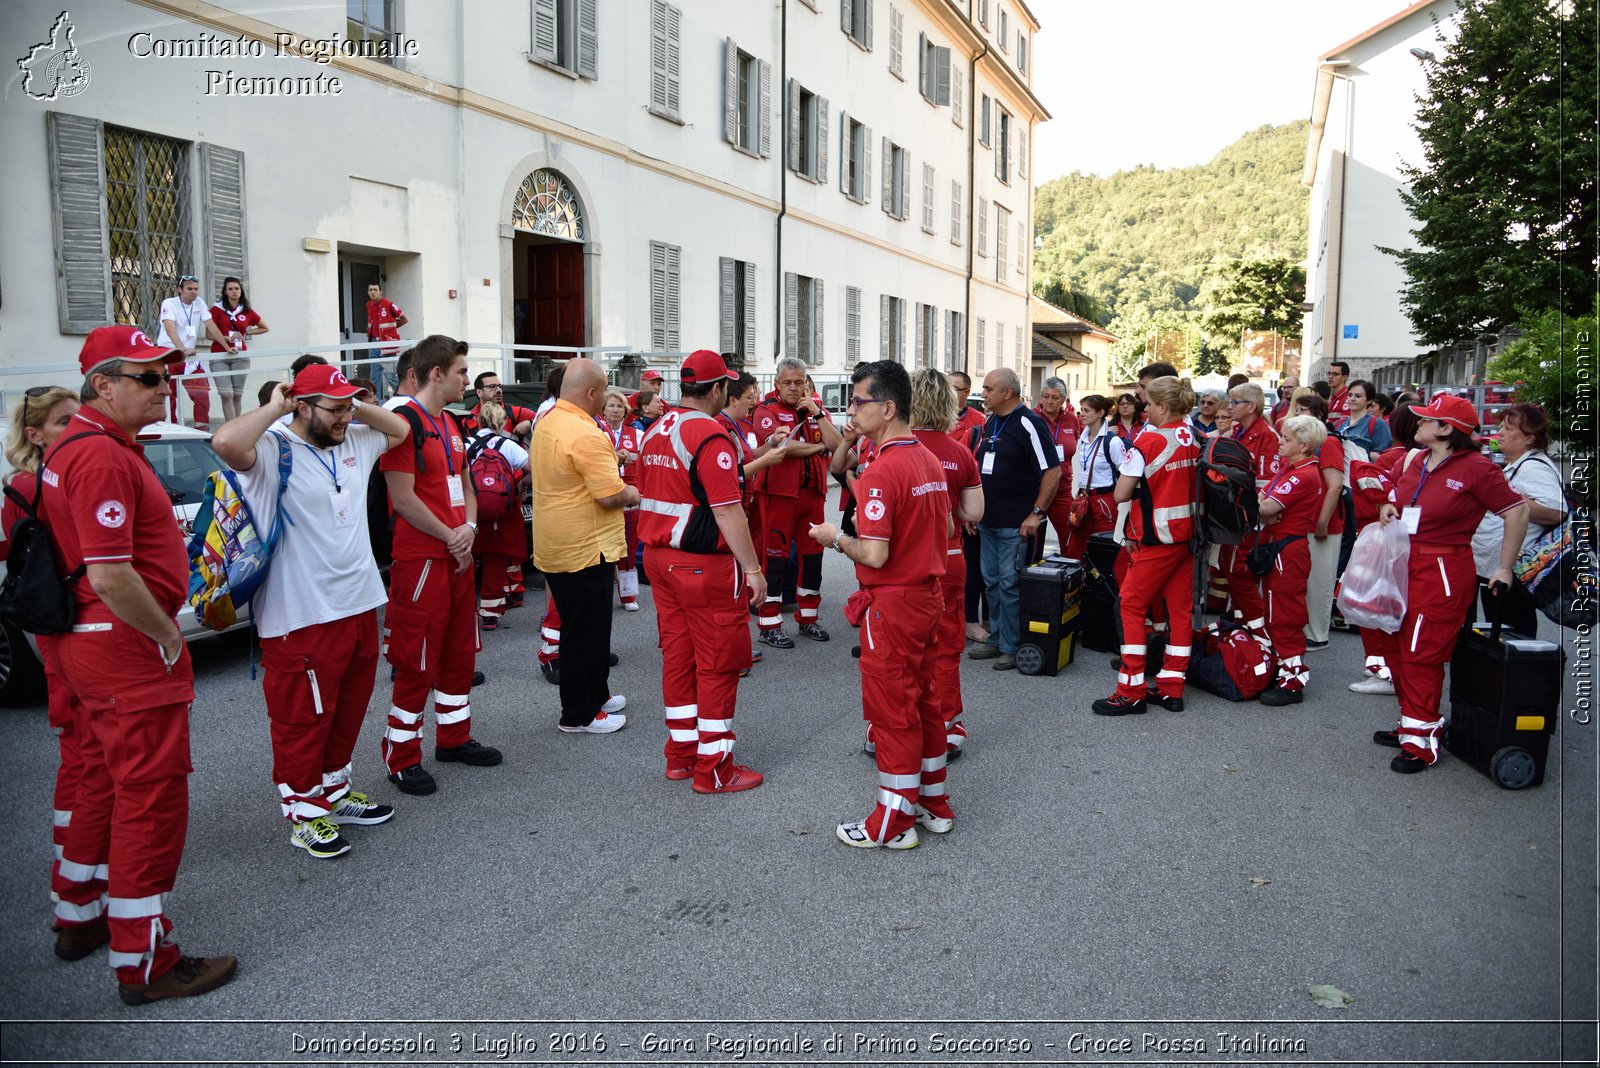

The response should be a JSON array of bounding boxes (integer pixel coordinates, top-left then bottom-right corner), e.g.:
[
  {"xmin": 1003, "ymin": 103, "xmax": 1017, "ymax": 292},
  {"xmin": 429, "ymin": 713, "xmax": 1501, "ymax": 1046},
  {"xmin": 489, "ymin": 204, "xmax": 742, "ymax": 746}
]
[{"xmin": 511, "ymin": 169, "xmax": 585, "ymax": 241}]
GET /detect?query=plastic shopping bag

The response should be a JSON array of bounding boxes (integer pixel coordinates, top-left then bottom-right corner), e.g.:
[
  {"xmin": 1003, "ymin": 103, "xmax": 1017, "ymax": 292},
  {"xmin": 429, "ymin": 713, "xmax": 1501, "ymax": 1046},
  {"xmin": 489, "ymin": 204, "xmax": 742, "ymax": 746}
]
[{"xmin": 1337, "ymin": 522, "xmax": 1410, "ymax": 632}]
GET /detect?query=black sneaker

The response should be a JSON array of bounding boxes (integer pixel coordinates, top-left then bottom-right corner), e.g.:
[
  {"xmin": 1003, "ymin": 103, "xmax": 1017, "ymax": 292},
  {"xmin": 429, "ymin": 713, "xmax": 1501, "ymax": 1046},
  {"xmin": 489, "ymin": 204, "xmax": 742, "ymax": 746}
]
[
  {"xmin": 757, "ymin": 629, "xmax": 795, "ymax": 649},
  {"xmin": 436, "ymin": 740, "xmax": 503, "ymax": 766},
  {"xmin": 797, "ymin": 622, "xmax": 831, "ymax": 642},
  {"xmin": 471, "ymin": 670, "xmax": 486, "ymax": 687},
  {"xmin": 1372, "ymin": 730, "xmax": 1402, "ymax": 748},
  {"xmin": 851, "ymin": 645, "xmax": 861, "ymax": 659},
  {"xmin": 388, "ymin": 764, "xmax": 437, "ymax": 795},
  {"xmin": 1092, "ymin": 695, "xmax": 1147, "ymax": 717},
  {"xmin": 527, "ymin": 571, "xmax": 546, "ymax": 591},
  {"xmin": 1146, "ymin": 690, "xmax": 1185, "ymax": 712},
  {"xmin": 1391, "ymin": 753, "xmax": 1429, "ymax": 774},
  {"xmin": 1259, "ymin": 685, "xmax": 1304, "ymax": 706},
  {"xmin": 608, "ymin": 652, "xmax": 620, "ymax": 667},
  {"xmin": 540, "ymin": 660, "xmax": 560, "ymax": 686}
]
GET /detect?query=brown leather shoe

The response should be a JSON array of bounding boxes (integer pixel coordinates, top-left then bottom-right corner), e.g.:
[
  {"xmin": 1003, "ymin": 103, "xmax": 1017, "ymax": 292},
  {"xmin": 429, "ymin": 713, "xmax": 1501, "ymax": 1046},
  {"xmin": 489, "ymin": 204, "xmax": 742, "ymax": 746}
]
[
  {"xmin": 53, "ymin": 917, "xmax": 110, "ymax": 961},
  {"xmin": 118, "ymin": 954, "xmax": 238, "ymax": 1006}
]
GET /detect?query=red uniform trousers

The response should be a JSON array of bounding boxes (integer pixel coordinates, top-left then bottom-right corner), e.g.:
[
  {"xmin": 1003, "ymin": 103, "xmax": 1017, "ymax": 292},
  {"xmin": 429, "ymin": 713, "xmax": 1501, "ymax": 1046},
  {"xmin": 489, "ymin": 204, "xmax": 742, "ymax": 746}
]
[
  {"xmin": 758, "ymin": 491, "xmax": 824, "ymax": 630},
  {"xmin": 1113, "ymin": 542, "xmax": 1194, "ymax": 701},
  {"xmin": 1063, "ymin": 491, "xmax": 1116, "ymax": 564},
  {"xmin": 1357, "ymin": 626, "xmax": 1392, "ymax": 679},
  {"xmin": 474, "ymin": 515, "xmax": 525, "ymax": 618},
  {"xmin": 538, "ymin": 594, "xmax": 561, "ymax": 666},
  {"xmin": 383, "ymin": 556, "xmax": 479, "ymax": 773},
  {"xmin": 52, "ymin": 626, "xmax": 194, "ymax": 985},
  {"xmin": 168, "ymin": 376, "xmax": 211, "ymax": 426},
  {"xmin": 615, "ymin": 509, "xmax": 640, "ymax": 606},
  {"xmin": 646, "ymin": 548, "xmax": 754, "ymax": 787},
  {"xmin": 262, "ymin": 611, "xmax": 380, "ymax": 822},
  {"xmin": 1263, "ymin": 537, "xmax": 1312, "ymax": 692},
  {"xmin": 39, "ymin": 638, "xmax": 86, "ymax": 878},
  {"xmin": 936, "ymin": 557, "xmax": 968, "ymax": 749},
  {"xmin": 1221, "ymin": 535, "xmax": 1268, "ymax": 636},
  {"xmin": 1368, "ymin": 546, "xmax": 1476, "ymax": 765},
  {"xmin": 1039, "ymin": 486, "xmax": 1079, "ymax": 557},
  {"xmin": 859, "ymin": 584, "xmax": 950, "ymax": 841}
]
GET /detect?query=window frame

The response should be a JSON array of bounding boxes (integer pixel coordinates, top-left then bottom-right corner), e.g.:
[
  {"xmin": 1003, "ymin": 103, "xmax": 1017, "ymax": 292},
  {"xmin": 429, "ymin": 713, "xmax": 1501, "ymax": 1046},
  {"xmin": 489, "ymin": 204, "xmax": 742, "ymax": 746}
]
[
  {"xmin": 530, "ymin": 0, "xmax": 599, "ymax": 80},
  {"xmin": 842, "ymin": 0, "xmax": 874, "ymax": 51}
]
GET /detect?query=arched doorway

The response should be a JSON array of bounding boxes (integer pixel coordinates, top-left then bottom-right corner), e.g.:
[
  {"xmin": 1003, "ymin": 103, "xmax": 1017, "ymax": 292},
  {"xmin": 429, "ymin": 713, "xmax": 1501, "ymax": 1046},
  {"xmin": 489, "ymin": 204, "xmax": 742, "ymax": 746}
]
[{"xmin": 510, "ymin": 168, "xmax": 587, "ymax": 377}]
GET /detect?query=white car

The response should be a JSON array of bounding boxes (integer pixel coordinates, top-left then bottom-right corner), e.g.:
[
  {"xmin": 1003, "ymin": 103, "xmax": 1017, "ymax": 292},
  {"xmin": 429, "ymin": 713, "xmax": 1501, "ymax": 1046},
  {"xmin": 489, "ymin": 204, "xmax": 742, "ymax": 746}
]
[{"xmin": 0, "ymin": 419, "xmax": 247, "ymax": 706}]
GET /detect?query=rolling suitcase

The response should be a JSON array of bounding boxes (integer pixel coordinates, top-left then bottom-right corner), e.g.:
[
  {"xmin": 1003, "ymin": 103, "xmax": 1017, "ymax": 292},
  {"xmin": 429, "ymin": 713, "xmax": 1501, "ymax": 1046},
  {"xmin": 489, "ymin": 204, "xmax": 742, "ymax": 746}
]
[
  {"xmin": 1080, "ymin": 532, "xmax": 1121, "ymax": 653},
  {"xmin": 1015, "ymin": 555, "xmax": 1083, "ymax": 676},
  {"xmin": 1446, "ymin": 602, "xmax": 1564, "ymax": 789}
]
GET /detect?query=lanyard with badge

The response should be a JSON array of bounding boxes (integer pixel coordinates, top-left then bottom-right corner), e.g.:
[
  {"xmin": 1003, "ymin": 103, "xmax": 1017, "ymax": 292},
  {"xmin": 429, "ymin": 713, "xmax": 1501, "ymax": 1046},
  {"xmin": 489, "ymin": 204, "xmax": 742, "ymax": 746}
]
[
  {"xmin": 981, "ymin": 411, "xmax": 1015, "ymax": 476},
  {"xmin": 1403, "ymin": 453, "xmax": 1452, "ymax": 536},
  {"xmin": 417, "ymin": 407, "xmax": 466, "ymax": 508},
  {"xmin": 295, "ymin": 438, "xmax": 356, "ymax": 528}
]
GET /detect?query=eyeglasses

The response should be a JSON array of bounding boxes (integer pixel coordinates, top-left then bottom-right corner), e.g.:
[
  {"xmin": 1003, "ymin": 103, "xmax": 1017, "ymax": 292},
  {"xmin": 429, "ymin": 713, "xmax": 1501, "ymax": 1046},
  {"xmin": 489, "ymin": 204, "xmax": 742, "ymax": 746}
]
[
  {"xmin": 846, "ymin": 396, "xmax": 887, "ymax": 410},
  {"xmin": 104, "ymin": 370, "xmax": 173, "ymax": 388},
  {"xmin": 307, "ymin": 403, "xmax": 358, "ymax": 417},
  {"xmin": 1227, "ymin": 398, "xmax": 1252, "ymax": 406}
]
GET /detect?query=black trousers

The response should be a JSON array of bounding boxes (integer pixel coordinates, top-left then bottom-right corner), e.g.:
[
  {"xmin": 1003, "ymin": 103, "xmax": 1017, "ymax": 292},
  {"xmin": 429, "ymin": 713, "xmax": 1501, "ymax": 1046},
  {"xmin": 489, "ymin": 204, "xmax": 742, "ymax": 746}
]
[
  {"xmin": 963, "ymin": 527, "xmax": 986, "ymax": 624},
  {"xmin": 546, "ymin": 561, "xmax": 616, "ymax": 726}
]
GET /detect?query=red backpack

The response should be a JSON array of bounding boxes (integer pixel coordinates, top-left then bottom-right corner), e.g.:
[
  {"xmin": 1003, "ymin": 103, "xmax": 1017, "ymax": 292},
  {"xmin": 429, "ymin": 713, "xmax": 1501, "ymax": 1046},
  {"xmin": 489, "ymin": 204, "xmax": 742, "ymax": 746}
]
[{"xmin": 466, "ymin": 435, "xmax": 519, "ymax": 517}]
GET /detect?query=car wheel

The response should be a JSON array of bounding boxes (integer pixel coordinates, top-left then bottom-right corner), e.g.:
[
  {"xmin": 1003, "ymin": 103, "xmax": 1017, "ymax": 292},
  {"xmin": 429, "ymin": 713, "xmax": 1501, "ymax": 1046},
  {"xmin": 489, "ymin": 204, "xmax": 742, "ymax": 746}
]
[{"xmin": 0, "ymin": 620, "xmax": 46, "ymax": 707}]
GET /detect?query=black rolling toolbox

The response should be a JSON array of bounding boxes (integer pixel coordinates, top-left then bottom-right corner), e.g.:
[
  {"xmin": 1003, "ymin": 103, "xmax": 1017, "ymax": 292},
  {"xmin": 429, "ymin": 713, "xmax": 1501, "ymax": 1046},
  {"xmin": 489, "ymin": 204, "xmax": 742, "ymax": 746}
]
[
  {"xmin": 1446, "ymin": 608, "xmax": 1564, "ymax": 789},
  {"xmin": 1016, "ymin": 555, "xmax": 1083, "ymax": 676},
  {"xmin": 1080, "ymin": 532, "xmax": 1121, "ymax": 653}
]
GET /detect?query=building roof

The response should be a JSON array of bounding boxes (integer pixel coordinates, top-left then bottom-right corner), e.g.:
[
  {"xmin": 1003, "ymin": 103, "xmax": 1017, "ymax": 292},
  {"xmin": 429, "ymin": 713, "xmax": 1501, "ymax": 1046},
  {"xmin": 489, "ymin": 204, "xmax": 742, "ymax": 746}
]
[
  {"xmin": 1032, "ymin": 334, "xmax": 1090, "ymax": 365},
  {"xmin": 1318, "ymin": 0, "xmax": 1436, "ymax": 62},
  {"xmin": 1028, "ymin": 294, "xmax": 1118, "ymax": 342}
]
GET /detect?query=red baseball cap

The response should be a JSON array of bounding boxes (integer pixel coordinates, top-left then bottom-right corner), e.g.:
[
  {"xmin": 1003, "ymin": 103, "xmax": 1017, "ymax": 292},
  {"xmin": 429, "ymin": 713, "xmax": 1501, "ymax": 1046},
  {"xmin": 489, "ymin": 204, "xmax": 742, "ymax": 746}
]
[
  {"xmin": 1410, "ymin": 393, "xmax": 1479, "ymax": 433},
  {"xmin": 679, "ymin": 349, "xmax": 737, "ymax": 385},
  {"xmin": 292, "ymin": 364, "xmax": 364, "ymax": 400},
  {"xmin": 641, "ymin": 368, "xmax": 664, "ymax": 382},
  {"xmin": 78, "ymin": 325, "xmax": 182, "ymax": 376}
]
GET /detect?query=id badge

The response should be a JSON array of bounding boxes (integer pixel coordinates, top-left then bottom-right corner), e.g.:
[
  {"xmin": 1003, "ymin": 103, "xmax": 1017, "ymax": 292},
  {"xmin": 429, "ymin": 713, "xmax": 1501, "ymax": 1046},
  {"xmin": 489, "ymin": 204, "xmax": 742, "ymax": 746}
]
[
  {"xmin": 330, "ymin": 487, "xmax": 354, "ymax": 528},
  {"xmin": 1056, "ymin": 445, "xmax": 1066, "ymax": 461},
  {"xmin": 981, "ymin": 452, "xmax": 996, "ymax": 475},
  {"xmin": 1401, "ymin": 507, "xmax": 1421, "ymax": 535},
  {"xmin": 447, "ymin": 474, "xmax": 466, "ymax": 507}
]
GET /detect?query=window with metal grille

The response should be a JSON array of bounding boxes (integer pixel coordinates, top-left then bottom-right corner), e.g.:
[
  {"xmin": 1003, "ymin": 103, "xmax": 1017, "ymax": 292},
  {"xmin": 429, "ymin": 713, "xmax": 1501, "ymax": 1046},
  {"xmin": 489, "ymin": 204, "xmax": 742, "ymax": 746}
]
[
  {"xmin": 106, "ymin": 126, "xmax": 194, "ymax": 336},
  {"xmin": 650, "ymin": 240, "xmax": 681, "ymax": 350},
  {"xmin": 530, "ymin": 0, "xmax": 599, "ymax": 79},
  {"xmin": 347, "ymin": 0, "xmax": 397, "ymax": 62}
]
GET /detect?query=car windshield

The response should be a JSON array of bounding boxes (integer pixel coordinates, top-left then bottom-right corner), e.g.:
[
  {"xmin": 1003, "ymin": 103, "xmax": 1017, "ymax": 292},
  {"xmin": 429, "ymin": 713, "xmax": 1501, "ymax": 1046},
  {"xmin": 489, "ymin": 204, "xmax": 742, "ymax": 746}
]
[{"xmin": 141, "ymin": 439, "xmax": 222, "ymax": 508}]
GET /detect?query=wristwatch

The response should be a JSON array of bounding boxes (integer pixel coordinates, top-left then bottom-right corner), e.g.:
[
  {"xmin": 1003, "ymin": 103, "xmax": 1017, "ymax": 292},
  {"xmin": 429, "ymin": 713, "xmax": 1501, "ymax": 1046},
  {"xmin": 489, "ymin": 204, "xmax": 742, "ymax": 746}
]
[{"xmin": 1030, "ymin": 506, "xmax": 1047, "ymax": 517}]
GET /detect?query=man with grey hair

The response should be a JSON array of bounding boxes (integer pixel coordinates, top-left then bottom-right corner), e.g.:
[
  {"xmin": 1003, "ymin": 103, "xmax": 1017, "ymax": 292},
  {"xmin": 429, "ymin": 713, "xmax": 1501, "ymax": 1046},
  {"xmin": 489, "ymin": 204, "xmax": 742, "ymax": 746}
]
[
  {"xmin": 969, "ymin": 367, "xmax": 1062, "ymax": 671},
  {"xmin": 42, "ymin": 326, "xmax": 237, "ymax": 1004},
  {"xmin": 1190, "ymin": 389, "xmax": 1222, "ymax": 436},
  {"xmin": 751, "ymin": 356, "xmax": 843, "ymax": 648}
]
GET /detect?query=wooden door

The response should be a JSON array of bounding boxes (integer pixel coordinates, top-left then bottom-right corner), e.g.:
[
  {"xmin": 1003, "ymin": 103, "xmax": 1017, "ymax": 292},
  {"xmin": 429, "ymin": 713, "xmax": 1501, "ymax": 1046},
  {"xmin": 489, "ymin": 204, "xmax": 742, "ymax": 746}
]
[{"xmin": 526, "ymin": 242, "xmax": 585, "ymax": 358}]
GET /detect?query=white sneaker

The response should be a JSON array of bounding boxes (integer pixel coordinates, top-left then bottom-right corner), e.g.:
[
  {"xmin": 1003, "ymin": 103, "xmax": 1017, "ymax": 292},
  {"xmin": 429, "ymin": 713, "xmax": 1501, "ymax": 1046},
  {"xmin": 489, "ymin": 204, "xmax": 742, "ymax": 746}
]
[
  {"xmin": 558, "ymin": 711, "xmax": 627, "ymax": 734},
  {"xmin": 1349, "ymin": 674, "xmax": 1396, "ymax": 694},
  {"xmin": 601, "ymin": 694, "xmax": 627, "ymax": 714},
  {"xmin": 915, "ymin": 806, "xmax": 953, "ymax": 834},
  {"xmin": 622, "ymin": 602, "xmax": 640, "ymax": 612},
  {"xmin": 835, "ymin": 820, "xmax": 919, "ymax": 850}
]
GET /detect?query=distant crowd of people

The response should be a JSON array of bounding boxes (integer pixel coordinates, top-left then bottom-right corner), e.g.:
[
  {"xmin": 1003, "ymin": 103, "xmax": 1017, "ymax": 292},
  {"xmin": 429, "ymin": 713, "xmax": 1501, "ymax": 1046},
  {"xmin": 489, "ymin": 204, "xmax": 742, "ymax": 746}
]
[{"xmin": 5, "ymin": 302, "xmax": 1566, "ymax": 1011}]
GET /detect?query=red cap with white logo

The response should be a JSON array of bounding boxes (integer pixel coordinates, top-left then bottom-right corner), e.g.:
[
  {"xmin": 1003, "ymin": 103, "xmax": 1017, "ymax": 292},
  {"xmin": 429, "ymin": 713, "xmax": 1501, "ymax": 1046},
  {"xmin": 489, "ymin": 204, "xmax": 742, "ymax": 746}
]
[
  {"xmin": 77, "ymin": 325, "xmax": 182, "ymax": 376},
  {"xmin": 292, "ymin": 364, "xmax": 364, "ymax": 400}
]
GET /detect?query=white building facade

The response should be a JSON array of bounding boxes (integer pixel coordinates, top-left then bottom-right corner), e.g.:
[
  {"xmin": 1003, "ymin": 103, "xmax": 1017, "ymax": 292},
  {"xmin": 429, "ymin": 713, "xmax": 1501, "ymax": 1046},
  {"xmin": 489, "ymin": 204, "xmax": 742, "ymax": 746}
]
[
  {"xmin": 1301, "ymin": 0, "xmax": 1456, "ymax": 385},
  {"xmin": 1, "ymin": 0, "xmax": 1047, "ymax": 391}
]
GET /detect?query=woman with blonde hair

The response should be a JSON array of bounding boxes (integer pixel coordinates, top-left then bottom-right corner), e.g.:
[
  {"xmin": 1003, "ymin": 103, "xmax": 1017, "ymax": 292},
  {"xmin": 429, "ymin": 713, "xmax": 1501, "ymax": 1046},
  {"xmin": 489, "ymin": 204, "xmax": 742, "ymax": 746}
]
[
  {"xmin": 1092, "ymin": 376, "xmax": 1200, "ymax": 717},
  {"xmin": 2, "ymin": 386, "xmax": 102, "ymax": 957},
  {"xmin": 907, "ymin": 368, "xmax": 984, "ymax": 758},
  {"xmin": 1254, "ymin": 414, "xmax": 1329, "ymax": 705}
]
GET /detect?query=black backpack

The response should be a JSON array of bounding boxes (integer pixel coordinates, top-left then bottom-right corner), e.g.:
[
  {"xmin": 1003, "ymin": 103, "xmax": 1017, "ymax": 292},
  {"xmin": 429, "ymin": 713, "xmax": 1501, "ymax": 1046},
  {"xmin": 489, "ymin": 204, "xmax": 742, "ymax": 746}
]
[
  {"xmin": 1196, "ymin": 435, "xmax": 1259, "ymax": 546},
  {"xmin": 0, "ymin": 432, "xmax": 106, "ymax": 634}
]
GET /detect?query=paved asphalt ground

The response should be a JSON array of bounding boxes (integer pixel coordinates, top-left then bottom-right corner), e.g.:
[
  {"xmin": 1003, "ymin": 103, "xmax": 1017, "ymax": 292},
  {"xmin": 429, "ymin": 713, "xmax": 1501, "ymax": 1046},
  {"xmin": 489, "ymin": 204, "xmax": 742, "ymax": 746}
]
[{"xmin": 1, "ymin": 517, "xmax": 1595, "ymax": 1066}]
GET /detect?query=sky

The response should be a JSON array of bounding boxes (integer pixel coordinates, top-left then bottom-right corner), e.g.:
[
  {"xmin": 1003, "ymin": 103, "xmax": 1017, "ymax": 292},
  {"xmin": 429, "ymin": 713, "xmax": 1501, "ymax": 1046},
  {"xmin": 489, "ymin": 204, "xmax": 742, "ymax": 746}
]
[{"xmin": 1032, "ymin": 0, "xmax": 1416, "ymax": 180}]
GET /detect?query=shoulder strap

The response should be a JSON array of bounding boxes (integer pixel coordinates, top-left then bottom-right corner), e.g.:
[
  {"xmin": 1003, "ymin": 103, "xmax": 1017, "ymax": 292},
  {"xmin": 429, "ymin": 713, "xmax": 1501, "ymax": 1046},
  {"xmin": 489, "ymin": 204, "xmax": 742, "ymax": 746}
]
[
  {"xmin": 393, "ymin": 404, "xmax": 429, "ymax": 473},
  {"xmin": 1402, "ymin": 447, "xmax": 1424, "ymax": 476},
  {"xmin": 20, "ymin": 431, "xmax": 114, "ymax": 515}
]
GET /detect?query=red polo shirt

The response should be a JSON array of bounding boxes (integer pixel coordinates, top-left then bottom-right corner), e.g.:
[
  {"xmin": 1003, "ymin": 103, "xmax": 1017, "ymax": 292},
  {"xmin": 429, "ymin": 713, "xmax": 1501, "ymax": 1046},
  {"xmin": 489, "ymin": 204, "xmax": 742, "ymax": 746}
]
[
  {"xmin": 40, "ymin": 407, "xmax": 189, "ymax": 621},
  {"xmin": 1390, "ymin": 448, "xmax": 1523, "ymax": 546},
  {"xmin": 379, "ymin": 399, "xmax": 468, "ymax": 561},
  {"xmin": 1262, "ymin": 457, "xmax": 1324, "ymax": 537},
  {"xmin": 912, "ymin": 429, "xmax": 981, "ymax": 552},
  {"xmin": 1314, "ymin": 435, "xmax": 1346, "ymax": 535},
  {"xmin": 853, "ymin": 437, "xmax": 949, "ymax": 586},
  {"xmin": 465, "ymin": 403, "xmax": 537, "ymax": 436}
]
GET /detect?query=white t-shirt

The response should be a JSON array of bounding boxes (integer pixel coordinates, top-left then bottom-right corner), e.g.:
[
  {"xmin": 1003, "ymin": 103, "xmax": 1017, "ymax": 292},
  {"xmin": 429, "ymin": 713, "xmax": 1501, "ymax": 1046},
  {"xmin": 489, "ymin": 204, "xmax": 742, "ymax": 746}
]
[
  {"xmin": 156, "ymin": 295, "xmax": 207, "ymax": 371},
  {"xmin": 470, "ymin": 428, "xmax": 529, "ymax": 472},
  {"xmin": 1075, "ymin": 425, "xmax": 1128, "ymax": 494},
  {"xmin": 1471, "ymin": 450, "xmax": 1567, "ymax": 577},
  {"xmin": 235, "ymin": 423, "xmax": 390, "ymax": 638}
]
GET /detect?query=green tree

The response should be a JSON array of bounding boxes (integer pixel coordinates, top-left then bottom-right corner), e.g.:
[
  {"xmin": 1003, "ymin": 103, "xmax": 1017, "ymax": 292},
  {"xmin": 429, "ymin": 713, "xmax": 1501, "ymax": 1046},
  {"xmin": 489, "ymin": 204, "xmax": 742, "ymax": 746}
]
[
  {"xmin": 1485, "ymin": 297, "xmax": 1598, "ymax": 445},
  {"xmin": 1197, "ymin": 255, "xmax": 1307, "ymax": 352},
  {"xmin": 1383, "ymin": 0, "xmax": 1597, "ymax": 346}
]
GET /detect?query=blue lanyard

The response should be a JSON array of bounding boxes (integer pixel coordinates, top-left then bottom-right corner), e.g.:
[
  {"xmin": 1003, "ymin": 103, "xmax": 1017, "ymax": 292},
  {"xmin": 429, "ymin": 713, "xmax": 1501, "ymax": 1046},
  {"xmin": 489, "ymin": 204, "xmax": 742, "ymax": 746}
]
[
  {"xmin": 416, "ymin": 407, "xmax": 456, "ymax": 476},
  {"xmin": 985, "ymin": 410, "xmax": 1016, "ymax": 449},
  {"xmin": 294, "ymin": 440, "xmax": 344, "ymax": 493},
  {"xmin": 1410, "ymin": 452, "xmax": 1451, "ymax": 507}
]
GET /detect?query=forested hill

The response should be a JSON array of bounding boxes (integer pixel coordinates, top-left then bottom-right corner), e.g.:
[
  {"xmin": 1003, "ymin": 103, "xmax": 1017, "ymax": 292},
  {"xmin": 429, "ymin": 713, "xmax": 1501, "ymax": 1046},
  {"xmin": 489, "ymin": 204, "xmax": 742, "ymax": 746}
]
[{"xmin": 1032, "ymin": 121, "xmax": 1311, "ymax": 328}]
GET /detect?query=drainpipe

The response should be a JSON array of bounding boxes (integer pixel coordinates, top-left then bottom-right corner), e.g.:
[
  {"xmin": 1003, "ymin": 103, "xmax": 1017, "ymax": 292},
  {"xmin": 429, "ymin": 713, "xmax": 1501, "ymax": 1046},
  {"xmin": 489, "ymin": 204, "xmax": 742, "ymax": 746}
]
[
  {"xmin": 963, "ymin": 34, "xmax": 991, "ymax": 374},
  {"xmin": 774, "ymin": 0, "xmax": 788, "ymax": 365}
]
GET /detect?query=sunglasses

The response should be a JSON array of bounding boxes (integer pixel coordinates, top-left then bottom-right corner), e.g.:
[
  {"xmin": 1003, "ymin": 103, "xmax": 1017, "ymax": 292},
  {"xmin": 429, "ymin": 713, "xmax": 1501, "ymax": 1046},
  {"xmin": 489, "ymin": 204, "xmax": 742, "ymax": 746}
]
[
  {"xmin": 178, "ymin": 275, "xmax": 200, "ymax": 284},
  {"xmin": 104, "ymin": 370, "xmax": 173, "ymax": 388}
]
